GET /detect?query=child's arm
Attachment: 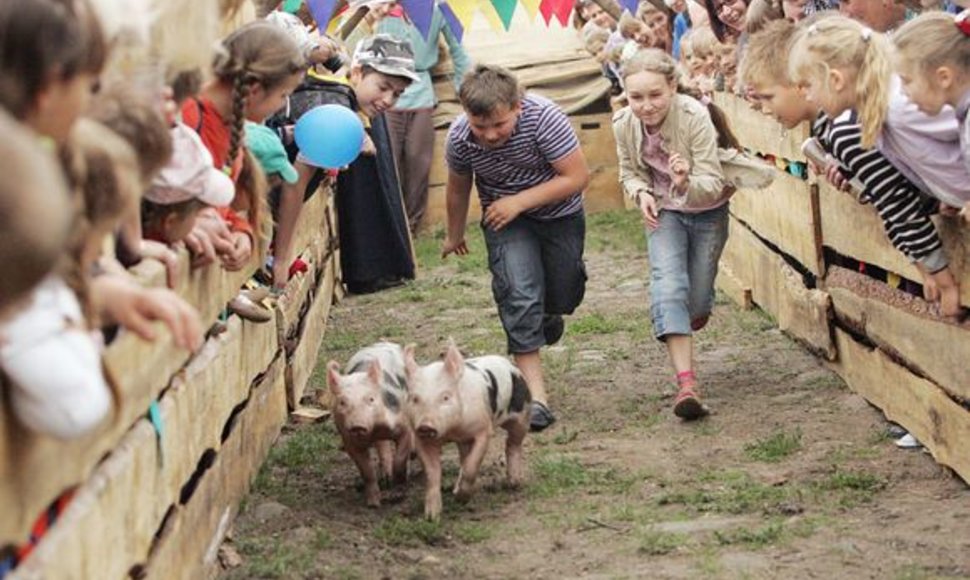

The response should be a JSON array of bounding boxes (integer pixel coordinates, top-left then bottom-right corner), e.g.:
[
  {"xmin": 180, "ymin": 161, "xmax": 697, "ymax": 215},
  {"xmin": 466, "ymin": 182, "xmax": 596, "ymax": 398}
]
[
  {"xmin": 482, "ymin": 149, "xmax": 590, "ymax": 231},
  {"xmin": 272, "ymin": 161, "xmax": 315, "ymax": 287},
  {"xmin": 442, "ymin": 169, "xmax": 473, "ymax": 258},
  {"xmin": 680, "ymin": 107, "xmax": 728, "ymax": 205},
  {"xmin": 613, "ymin": 109, "xmax": 655, "ymax": 203}
]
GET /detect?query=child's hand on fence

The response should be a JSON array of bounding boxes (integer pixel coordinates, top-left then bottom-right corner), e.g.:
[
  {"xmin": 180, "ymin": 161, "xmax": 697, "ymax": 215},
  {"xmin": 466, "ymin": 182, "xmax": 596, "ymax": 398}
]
[
  {"xmin": 825, "ymin": 163, "xmax": 851, "ymax": 192},
  {"xmin": 638, "ymin": 191, "xmax": 659, "ymax": 230},
  {"xmin": 668, "ymin": 153, "xmax": 690, "ymax": 193},
  {"xmin": 483, "ymin": 197, "xmax": 525, "ymax": 231},
  {"xmin": 220, "ymin": 233, "xmax": 253, "ymax": 272},
  {"xmin": 140, "ymin": 240, "xmax": 180, "ymax": 289},
  {"xmin": 92, "ymin": 275, "xmax": 203, "ymax": 351},
  {"xmin": 441, "ymin": 236, "xmax": 469, "ymax": 259}
]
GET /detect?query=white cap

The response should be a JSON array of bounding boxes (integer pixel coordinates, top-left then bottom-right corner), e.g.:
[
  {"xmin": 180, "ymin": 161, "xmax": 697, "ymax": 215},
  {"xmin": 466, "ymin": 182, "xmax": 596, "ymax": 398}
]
[{"xmin": 146, "ymin": 124, "xmax": 235, "ymax": 207}]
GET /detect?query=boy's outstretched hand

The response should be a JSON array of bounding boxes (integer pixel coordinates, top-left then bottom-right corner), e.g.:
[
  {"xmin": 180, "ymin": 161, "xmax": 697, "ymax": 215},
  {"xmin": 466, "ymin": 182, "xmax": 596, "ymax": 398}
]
[
  {"xmin": 441, "ymin": 236, "xmax": 469, "ymax": 259},
  {"xmin": 483, "ymin": 197, "xmax": 524, "ymax": 231}
]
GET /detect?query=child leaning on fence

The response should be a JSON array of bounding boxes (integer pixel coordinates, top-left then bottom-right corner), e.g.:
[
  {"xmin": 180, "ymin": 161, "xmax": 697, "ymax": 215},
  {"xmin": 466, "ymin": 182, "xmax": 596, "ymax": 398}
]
[
  {"xmin": 740, "ymin": 18, "xmax": 964, "ymax": 319},
  {"xmin": 788, "ymin": 15, "xmax": 970, "ymax": 221},
  {"xmin": 442, "ymin": 64, "xmax": 591, "ymax": 433},
  {"xmin": 613, "ymin": 48, "xmax": 773, "ymax": 421}
]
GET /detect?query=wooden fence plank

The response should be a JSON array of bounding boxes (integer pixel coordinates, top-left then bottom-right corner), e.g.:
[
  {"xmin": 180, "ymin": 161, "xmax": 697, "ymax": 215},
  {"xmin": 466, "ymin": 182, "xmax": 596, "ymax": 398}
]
[
  {"xmin": 714, "ymin": 92, "xmax": 809, "ymax": 161},
  {"xmin": 144, "ymin": 357, "xmax": 287, "ymax": 580},
  {"xmin": 817, "ymin": 182, "xmax": 970, "ymax": 306},
  {"xmin": 10, "ymin": 317, "xmax": 279, "ymax": 579},
  {"xmin": 826, "ymin": 266, "xmax": 970, "ymax": 401},
  {"xmin": 829, "ymin": 329, "xmax": 970, "ymax": 484},
  {"xmin": 730, "ymin": 173, "xmax": 821, "ymax": 275},
  {"xmin": 286, "ymin": 258, "xmax": 337, "ymax": 408},
  {"xmin": 719, "ymin": 217, "xmax": 835, "ymax": 359}
]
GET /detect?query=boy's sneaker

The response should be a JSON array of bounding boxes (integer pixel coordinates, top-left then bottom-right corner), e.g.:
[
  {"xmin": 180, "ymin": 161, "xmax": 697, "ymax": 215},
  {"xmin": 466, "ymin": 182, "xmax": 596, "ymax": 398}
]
[
  {"xmin": 542, "ymin": 315, "xmax": 564, "ymax": 346},
  {"xmin": 895, "ymin": 433, "xmax": 921, "ymax": 449},
  {"xmin": 673, "ymin": 387, "xmax": 709, "ymax": 421},
  {"xmin": 530, "ymin": 401, "xmax": 557, "ymax": 433}
]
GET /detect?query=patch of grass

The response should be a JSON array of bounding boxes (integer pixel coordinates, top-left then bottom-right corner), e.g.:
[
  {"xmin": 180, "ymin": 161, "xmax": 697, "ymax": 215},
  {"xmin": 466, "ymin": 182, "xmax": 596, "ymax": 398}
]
[
  {"xmin": 637, "ymin": 528, "xmax": 689, "ymax": 556},
  {"xmin": 570, "ymin": 313, "xmax": 638, "ymax": 335},
  {"xmin": 714, "ymin": 521, "xmax": 785, "ymax": 548},
  {"xmin": 552, "ymin": 428, "xmax": 579, "ymax": 445},
  {"xmin": 323, "ymin": 328, "xmax": 368, "ymax": 352},
  {"xmin": 586, "ymin": 209, "xmax": 646, "ymax": 254},
  {"xmin": 313, "ymin": 528, "xmax": 333, "ymax": 550},
  {"xmin": 529, "ymin": 454, "xmax": 639, "ymax": 499},
  {"xmin": 269, "ymin": 426, "xmax": 340, "ymax": 471},
  {"xmin": 332, "ymin": 565, "xmax": 364, "ymax": 580},
  {"xmin": 236, "ymin": 538, "xmax": 314, "ymax": 579},
  {"xmin": 744, "ymin": 429, "xmax": 803, "ymax": 463},
  {"xmin": 373, "ymin": 515, "xmax": 446, "ymax": 547},
  {"xmin": 656, "ymin": 470, "xmax": 795, "ymax": 515},
  {"xmin": 815, "ymin": 469, "xmax": 886, "ymax": 506},
  {"xmin": 453, "ymin": 522, "xmax": 493, "ymax": 544}
]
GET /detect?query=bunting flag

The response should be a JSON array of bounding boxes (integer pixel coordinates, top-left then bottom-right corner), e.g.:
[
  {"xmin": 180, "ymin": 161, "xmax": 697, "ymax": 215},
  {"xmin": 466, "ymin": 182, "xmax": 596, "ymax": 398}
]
[
  {"xmin": 489, "ymin": 0, "xmax": 518, "ymax": 29},
  {"xmin": 283, "ymin": 0, "xmax": 303, "ymax": 13},
  {"xmin": 439, "ymin": 1, "xmax": 466, "ymax": 42},
  {"xmin": 519, "ymin": 0, "xmax": 542, "ymax": 19},
  {"xmin": 618, "ymin": 0, "xmax": 638, "ymax": 14},
  {"xmin": 401, "ymin": 0, "xmax": 436, "ymax": 38},
  {"xmin": 307, "ymin": 0, "xmax": 340, "ymax": 29},
  {"xmin": 548, "ymin": 0, "xmax": 573, "ymax": 26},
  {"xmin": 478, "ymin": 0, "xmax": 506, "ymax": 31},
  {"xmin": 539, "ymin": 0, "xmax": 556, "ymax": 24}
]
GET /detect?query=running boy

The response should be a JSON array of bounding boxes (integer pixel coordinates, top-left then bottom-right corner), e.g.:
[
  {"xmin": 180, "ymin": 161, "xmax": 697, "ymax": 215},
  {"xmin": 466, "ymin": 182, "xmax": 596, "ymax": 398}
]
[{"xmin": 442, "ymin": 64, "xmax": 590, "ymax": 432}]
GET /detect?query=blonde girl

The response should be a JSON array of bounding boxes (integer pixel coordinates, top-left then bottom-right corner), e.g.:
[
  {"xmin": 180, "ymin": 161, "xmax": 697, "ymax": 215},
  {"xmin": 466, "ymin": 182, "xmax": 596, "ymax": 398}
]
[
  {"xmin": 613, "ymin": 48, "xmax": 736, "ymax": 421},
  {"xmin": 181, "ymin": 21, "xmax": 306, "ymax": 269},
  {"xmin": 894, "ymin": 10, "xmax": 970, "ymax": 218},
  {"xmin": 790, "ymin": 14, "xmax": 970, "ymax": 213}
]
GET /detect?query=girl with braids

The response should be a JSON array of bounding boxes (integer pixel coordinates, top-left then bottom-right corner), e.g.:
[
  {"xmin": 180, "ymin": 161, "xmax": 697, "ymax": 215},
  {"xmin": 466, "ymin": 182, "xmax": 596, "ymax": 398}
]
[
  {"xmin": 182, "ymin": 21, "xmax": 305, "ymax": 272},
  {"xmin": 613, "ymin": 48, "xmax": 773, "ymax": 421},
  {"xmin": 789, "ymin": 15, "xmax": 970, "ymax": 216}
]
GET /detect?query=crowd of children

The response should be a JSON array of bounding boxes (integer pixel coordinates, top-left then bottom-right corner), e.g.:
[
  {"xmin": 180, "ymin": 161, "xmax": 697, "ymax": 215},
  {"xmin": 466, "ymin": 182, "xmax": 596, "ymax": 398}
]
[{"xmin": 570, "ymin": 0, "xmax": 970, "ymax": 418}]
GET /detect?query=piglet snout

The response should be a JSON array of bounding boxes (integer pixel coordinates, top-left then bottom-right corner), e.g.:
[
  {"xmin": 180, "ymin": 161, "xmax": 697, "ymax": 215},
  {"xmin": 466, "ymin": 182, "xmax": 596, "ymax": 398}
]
[
  {"xmin": 349, "ymin": 425, "xmax": 370, "ymax": 437},
  {"xmin": 416, "ymin": 425, "xmax": 439, "ymax": 440}
]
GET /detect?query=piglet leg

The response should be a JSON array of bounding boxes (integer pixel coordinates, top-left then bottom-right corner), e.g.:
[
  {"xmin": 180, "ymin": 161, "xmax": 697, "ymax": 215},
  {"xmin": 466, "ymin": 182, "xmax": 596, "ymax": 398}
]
[
  {"xmin": 346, "ymin": 445, "xmax": 380, "ymax": 507},
  {"xmin": 455, "ymin": 434, "xmax": 489, "ymax": 502},
  {"xmin": 504, "ymin": 417, "xmax": 529, "ymax": 488},
  {"xmin": 376, "ymin": 439, "xmax": 394, "ymax": 485},
  {"xmin": 415, "ymin": 440, "xmax": 443, "ymax": 521},
  {"xmin": 392, "ymin": 429, "xmax": 412, "ymax": 486}
]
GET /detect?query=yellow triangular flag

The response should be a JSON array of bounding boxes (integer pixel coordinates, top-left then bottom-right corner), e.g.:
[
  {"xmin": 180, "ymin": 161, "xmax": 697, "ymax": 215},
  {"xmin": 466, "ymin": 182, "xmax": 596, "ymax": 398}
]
[
  {"xmin": 519, "ymin": 0, "xmax": 541, "ymax": 19},
  {"xmin": 448, "ymin": 0, "xmax": 478, "ymax": 31},
  {"xmin": 478, "ymin": 0, "xmax": 505, "ymax": 31}
]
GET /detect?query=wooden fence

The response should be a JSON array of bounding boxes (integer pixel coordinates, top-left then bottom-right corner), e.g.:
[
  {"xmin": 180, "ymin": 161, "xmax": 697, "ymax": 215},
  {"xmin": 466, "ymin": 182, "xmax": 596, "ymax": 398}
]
[
  {"xmin": 2, "ymin": 186, "xmax": 339, "ymax": 580},
  {"xmin": 713, "ymin": 93, "xmax": 970, "ymax": 483}
]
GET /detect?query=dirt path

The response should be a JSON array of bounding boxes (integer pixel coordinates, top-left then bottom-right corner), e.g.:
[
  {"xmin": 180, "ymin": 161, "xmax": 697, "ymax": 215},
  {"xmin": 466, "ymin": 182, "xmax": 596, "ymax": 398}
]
[{"xmin": 223, "ymin": 211, "xmax": 970, "ymax": 580}]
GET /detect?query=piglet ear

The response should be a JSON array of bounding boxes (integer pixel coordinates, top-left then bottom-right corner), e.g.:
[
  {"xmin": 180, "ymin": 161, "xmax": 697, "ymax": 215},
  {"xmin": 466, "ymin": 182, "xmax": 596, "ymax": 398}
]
[
  {"xmin": 443, "ymin": 342, "xmax": 464, "ymax": 380},
  {"xmin": 367, "ymin": 358, "xmax": 383, "ymax": 386},
  {"xmin": 327, "ymin": 361, "xmax": 342, "ymax": 395},
  {"xmin": 404, "ymin": 343, "xmax": 420, "ymax": 378}
]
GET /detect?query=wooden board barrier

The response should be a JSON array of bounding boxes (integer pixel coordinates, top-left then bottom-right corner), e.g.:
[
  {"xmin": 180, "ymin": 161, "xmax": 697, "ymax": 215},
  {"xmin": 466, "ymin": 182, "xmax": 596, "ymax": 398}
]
[
  {"xmin": 719, "ymin": 216, "xmax": 836, "ymax": 359},
  {"xmin": 10, "ymin": 317, "xmax": 279, "ymax": 579},
  {"xmin": 818, "ymin": 182, "xmax": 970, "ymax": 306},
  {"xmin": 829, "ymin": 329, "xmax": 970, "ymax": 484},
  {"xmin": 714, "ymin": 92, "xmax": 809, "ymax": 161},
  {"xmin": 144, "ymin": 357, "xmax": 287, "ymax": 580},
  {"xmin": 729, "ymin": 173, "xmax": 822, "ymax": 276},
  {"xmin": 286, "ymin": 257, "xmax": 337, "ymax": 408},
  {"xmin": 275, "ymin": 244, "xmax": 323, "ymax": 348},
  {"xmin": 289, "ymin": 187, "xmax": 333, "ymax": 269},
  {"xmin": 826, "ymin": 266, "xmax": 970, "ymax": 402}
]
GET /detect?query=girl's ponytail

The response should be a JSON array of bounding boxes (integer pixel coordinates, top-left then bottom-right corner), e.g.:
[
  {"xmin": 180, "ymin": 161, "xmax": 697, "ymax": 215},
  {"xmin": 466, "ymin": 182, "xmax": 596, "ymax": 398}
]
[
  {"xmin": 855, "ymin": 30, "xmax": 892, "ymax": 149},
  {"xmin": 227, "ymin": 70, "xmax": 249, "ymax": 175}
]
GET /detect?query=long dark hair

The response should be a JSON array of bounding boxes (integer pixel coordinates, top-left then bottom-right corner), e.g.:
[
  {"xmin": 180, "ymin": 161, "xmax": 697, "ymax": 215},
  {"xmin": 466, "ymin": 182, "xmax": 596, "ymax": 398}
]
[{"xmin": 703, "ymin": 0, "xmax": 750, "ymax": 43}]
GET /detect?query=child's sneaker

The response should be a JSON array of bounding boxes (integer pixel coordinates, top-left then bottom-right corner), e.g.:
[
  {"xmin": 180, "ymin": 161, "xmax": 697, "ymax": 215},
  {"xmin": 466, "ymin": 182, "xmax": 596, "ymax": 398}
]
[{"xmin": 673, "ymin": 370, "xmax": 709, "ymax": 421}]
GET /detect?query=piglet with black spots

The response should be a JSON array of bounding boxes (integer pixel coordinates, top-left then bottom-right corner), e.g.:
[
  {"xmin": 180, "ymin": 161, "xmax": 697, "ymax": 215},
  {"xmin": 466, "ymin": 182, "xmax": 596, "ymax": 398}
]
[
  {"xmin": 326, "ymin": 341, "xmax": 412, "ymax": 507},
  {"xmin": 405, "ymin": 343, "xmax": 532, "ymax": 521}
]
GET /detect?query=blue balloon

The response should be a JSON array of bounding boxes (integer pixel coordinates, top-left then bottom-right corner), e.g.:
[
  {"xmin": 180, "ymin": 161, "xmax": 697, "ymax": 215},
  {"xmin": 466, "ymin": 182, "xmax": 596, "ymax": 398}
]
[{"xmin": 294, "ymin": 104, "xmax": 365, "ymax": 169}]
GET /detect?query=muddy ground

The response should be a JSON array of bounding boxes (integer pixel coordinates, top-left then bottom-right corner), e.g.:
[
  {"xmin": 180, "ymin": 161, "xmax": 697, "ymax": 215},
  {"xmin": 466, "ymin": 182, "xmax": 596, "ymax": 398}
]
[{"xmin": 222, "ymin": 210, "xmax": 970, "ymax": 580}]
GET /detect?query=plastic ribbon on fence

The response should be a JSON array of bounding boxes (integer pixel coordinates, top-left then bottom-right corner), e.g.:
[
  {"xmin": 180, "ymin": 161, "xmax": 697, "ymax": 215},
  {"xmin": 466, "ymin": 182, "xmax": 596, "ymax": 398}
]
[{"xmin": 401, "ymin": 0, "xmax": 436, "ymax": 37}]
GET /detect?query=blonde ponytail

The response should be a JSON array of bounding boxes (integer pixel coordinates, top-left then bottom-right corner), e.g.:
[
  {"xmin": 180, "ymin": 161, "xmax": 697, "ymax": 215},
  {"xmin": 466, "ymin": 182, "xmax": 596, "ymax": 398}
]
[{"xmin": 856, "ymin": 30, "xmax": 892, "ymax": 149}]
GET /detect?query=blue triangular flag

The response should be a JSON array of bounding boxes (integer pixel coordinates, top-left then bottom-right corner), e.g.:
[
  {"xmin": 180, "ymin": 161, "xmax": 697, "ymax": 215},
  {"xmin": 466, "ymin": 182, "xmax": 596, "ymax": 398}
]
[
  {"xmin": 439, "ymin": 1, "xmax": 464, "ymax": 43},
  {"xmin": 401, "ymin": 0, "xmax": 436, "ymax": 38}
]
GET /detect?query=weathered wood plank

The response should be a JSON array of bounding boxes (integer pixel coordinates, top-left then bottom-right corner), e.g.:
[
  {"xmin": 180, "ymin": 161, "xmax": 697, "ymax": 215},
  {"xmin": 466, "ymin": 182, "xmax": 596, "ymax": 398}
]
[
  {"xmin": 289, "ymin": 186, "xmax": 333, "ymax": 269},
  {"xmin": 9, "ymin": 317, "xmax": 279, "ymax": 579},
  {"xmin": 286, "ymin": 258, "xmax": 337, "ymax": 408},
  {"xmin": 817, "ymin": 182, "xmax": 970, "ymax": 306},
  {"xmin": 730, "ymin": 173, "xmax": 821, "ymax": 275},
  {"xmin": 143, "ymin": 357, "xmax": 287, "ymax": 580},
  {"xmin": 829, "ymin": 328, "xmax": 970, "ymax": 484},
  {"xmin": 826, "ymin": 266, "xmax": 970, "ymax": 401},
  {"xmin": 717, "ymin": 262, "xmax": 753, "ymax": 310},
  {"xmin": 719, "ymin": 217, "xmax": 835, "ymax": 359},
  {"xmin": 714, "ymin": 92, "xmax": 809, "ymax": 161}
]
